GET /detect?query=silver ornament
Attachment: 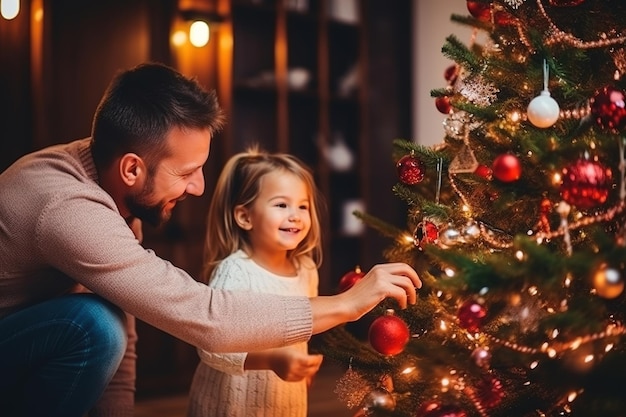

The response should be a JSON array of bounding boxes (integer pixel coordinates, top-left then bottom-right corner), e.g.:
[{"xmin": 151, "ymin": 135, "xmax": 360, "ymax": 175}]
[
  {"xmin": 471, "ymin": 346, "xmax": 492, "ymax": 369},
  {"xmin": 463, "ymin": 221, "xmax": 481, "ymax": 242},
  {"xmin": 439, "ymin": 226, "xmax": 463, "ymax": 247},
  {"xmin": 353, "ymin": 387, "xmax": 396, "ymax": 416}
]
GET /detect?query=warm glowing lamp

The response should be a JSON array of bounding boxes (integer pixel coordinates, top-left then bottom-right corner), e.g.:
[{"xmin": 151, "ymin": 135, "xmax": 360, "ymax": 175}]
[
  {"xmin": 189, "ymin": 20, "xmax": 209, "ymax": 47},
  {"xmin": 171, "ymin": 30, "xmax": 187, "ymax": 47},
  {"xmin": 1, "ymin": 0, "xmax": 20, "ymax": 20}
]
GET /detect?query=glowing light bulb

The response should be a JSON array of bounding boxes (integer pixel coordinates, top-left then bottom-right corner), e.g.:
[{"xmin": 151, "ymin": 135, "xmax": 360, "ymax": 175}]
[
  {"xmin": 1, "ymin": 0, "xmax": 20, "ymax": 20},
  {"xmin": 189, "ymin": 20, "xmax": 209, "ymax": 47},
  {"xmin": 171, "ymin": 30, "xmax": 187, "ymax": 47}
]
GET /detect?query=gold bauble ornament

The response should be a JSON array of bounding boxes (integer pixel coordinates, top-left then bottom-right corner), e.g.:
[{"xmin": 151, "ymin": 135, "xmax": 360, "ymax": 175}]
[{"xmin": 592, "ymin": 264, "xmax": 624, "ymax": 299}]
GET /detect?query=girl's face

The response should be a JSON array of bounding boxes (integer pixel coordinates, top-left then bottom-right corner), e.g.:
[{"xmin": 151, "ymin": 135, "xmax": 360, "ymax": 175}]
[{"xmin": 238, "ymin": 170, "xmax": 312, "ymax": 256}]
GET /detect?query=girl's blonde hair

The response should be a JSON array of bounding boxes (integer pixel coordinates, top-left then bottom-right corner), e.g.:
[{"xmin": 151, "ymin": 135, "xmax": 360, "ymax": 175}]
[{"xmin": 202, "ymin": 146, "xmax": 324, "ymax": 282}]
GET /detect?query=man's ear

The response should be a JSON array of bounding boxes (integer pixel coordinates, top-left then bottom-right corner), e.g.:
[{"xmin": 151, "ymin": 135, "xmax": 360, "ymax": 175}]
[
  {"xmin": 119, "ymin": 153, "xmax": 145, "ymax": 186},
  {"xmin": 234, "ymin": 205, "xmax": 252, "ymax": 230}
]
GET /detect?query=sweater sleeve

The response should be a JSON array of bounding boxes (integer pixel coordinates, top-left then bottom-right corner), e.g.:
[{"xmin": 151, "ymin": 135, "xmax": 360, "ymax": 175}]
[
  {"xmin": 35, "ymin": 190, "xmax": 313, "ymax": 353},
  {"xmin": 196, "ymin": 259, "xmax": 252, "ymax": 374}
]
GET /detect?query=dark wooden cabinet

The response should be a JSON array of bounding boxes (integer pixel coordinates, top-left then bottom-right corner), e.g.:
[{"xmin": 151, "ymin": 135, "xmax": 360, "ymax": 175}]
[{"xmin": 213, "ymin": 0, "xmax": 370, "ymax": 294}]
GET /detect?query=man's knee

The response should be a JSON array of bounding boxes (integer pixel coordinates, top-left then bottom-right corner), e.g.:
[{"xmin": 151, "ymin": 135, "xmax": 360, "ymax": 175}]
[{"xmin": 69, "ymin": 294, "xmax": 128, "ymax": 365}]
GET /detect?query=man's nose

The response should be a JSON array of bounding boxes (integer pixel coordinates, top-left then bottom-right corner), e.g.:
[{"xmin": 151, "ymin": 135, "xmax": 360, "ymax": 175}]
[{"xmin": 186, "ymin": 169, "xmax": 205, "ymax": 196}]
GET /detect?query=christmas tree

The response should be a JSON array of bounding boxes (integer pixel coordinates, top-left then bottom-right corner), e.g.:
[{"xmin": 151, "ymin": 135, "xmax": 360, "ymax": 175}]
[{"xmin": 313, "ymin": 1, "xmax": 626, "ymax": 416}]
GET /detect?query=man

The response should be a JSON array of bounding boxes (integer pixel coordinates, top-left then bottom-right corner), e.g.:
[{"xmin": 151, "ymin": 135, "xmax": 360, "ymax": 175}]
[{"xmin": 0, "ymin": 62, "xmax": 421, "ymax": 417}]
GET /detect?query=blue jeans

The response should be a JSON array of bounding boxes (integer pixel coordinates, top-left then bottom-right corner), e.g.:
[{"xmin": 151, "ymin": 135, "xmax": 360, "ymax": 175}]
[{"xmin": 0, "ymin": 293, "xmax": 127, "ymax": 417}]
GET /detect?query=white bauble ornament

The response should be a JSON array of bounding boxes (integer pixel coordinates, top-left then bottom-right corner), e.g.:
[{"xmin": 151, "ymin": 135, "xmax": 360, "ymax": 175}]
[{"xmin": 527, "ymin": 90, "xmax": 560, "ymax": 128}]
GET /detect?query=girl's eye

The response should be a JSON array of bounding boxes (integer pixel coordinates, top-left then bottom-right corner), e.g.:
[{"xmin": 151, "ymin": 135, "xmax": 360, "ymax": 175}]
[
  {"xmin": 299, "ymin": 205, "xmax": 309, "ymax": 210},
  {"xmin": 276, "ymin": 203, "xmax": 287, "ymax": 208}
]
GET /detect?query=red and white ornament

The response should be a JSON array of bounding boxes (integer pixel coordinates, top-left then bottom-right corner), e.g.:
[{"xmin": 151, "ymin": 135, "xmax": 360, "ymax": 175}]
[
  {"xmin": 492, "ymin": 153, "xmax": 521, "ymax": 182},
  {"xmin": 413, "ymin": 219, "xmax": 439, "ymax": 249},
  {"xmin": 368, "ymin": 309, "xmax": 410, "ymax": 356},
  {"xmin": 560, "ymin": 158, "xmax": 612, "ymax": 209},
  {"xmin": 397, "ymin": 153, "xmax": 425, "ymax": 185}
]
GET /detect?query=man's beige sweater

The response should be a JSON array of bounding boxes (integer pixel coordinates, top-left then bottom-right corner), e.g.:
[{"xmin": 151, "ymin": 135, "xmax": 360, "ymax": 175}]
[{"xmin": 0, "ymin": 138, "xmax": 312, "ymax": 414}]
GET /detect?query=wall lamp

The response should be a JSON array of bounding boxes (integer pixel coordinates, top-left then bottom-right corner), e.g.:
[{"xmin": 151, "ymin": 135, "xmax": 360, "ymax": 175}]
[
  {"xmin": 1, "ymin": 0, "xmax": 20, "ymax": 20},
  {"xmin": 180, "ymin": 11, "xmax": 225, "ymax": 48}
]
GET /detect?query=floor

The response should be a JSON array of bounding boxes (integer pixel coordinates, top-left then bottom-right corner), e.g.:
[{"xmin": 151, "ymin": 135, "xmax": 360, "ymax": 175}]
[{"xmin": 135, "ymin": 360, "xmax": 354, "ymax": 417}]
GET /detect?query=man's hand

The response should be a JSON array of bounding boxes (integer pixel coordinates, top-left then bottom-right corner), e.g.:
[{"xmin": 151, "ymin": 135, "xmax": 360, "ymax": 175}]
[
  {"xmin": 310, "ymin": 262, "xmax": 421, "ymax": 334},
  {"xmin": 342, "ymin": 262, "xmax": 421, "ymax": 317}
]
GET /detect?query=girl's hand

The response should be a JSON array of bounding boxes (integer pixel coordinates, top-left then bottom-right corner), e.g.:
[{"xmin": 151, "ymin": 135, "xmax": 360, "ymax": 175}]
[{"xmin": 268, "ymin": 347, "xmax": 323, "ymax": 382}]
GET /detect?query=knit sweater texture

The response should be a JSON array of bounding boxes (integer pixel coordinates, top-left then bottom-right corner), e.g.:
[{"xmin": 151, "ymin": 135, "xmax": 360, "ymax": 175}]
[
  {"xmin": 187, "ymin": 250, "xmax": 319, "ymax": 417},
  {"xmin": 0, "ymin": 138, "xmax": 313, "ymax": 414}
]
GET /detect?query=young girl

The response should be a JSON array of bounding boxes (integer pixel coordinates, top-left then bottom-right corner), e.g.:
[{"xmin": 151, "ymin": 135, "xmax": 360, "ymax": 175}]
[{"xmin": 187, "ymin": 147, "xmax": 325, "ymax": 417}]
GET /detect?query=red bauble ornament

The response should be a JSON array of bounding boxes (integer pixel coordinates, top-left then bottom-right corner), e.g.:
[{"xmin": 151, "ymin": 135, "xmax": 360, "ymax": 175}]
[
  {"xmin": 397, "ymin": 154, "xmax": 425, "ymax": 185},
  {"xmin": 466, "ymin": 1, "xmax": 491, "ymax": 21},
  {"xmin": 474, "ymin": 164, "xmax": 493, "ymax": 180},
  {"xmin": 444, "ymin": 65, "xmax": 459, "ymax": 85},
  {"xmin": 457, "ymin": 299, "xmax": 487, "ymax": 332},
  {"xmin": 494, "ymin": 10, "xmax": 515, "ymax": 26},
  {"xmin": 368, "ymin": 309, "xmax": 410, "ymax": 356},
  {"xmin": 435, "ymin": 96, "xmax": 452, "ymax": 114},
  {"xmin": 590, "ymin": 86, "xmax": 626, "ymax": 132},
  {"xmin": 539, "ymin": 197, "xmax": 552, "ymax": 233},
  {"xmin": 338, "ymin": 265, "xmax": 365, "ymax": 292},
  {"xmin": 492, "ymin": 154, "xmax": 521, "ymax": 182},
  {"xmin": 475, "ymin": 375, "xmax": 505, "ymax": 410},
  {"xmin": 560, "ymin": 159, "xmax": 612, "ymax": 209},
  {"xmin": 415, "ymin": 401, "xmax": 468, "ymax": 417}
]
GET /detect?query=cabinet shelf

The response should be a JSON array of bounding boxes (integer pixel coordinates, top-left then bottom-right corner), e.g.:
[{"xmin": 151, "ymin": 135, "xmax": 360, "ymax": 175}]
[{"xmin": 219, "ymin": 0, "xmax": 368, "ymax": 290}]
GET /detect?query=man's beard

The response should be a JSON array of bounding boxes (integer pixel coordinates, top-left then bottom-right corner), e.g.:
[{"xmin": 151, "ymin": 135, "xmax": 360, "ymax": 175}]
[{"xmin": 125, "ymin": 178, "xmax": 172, "ymax": 228}]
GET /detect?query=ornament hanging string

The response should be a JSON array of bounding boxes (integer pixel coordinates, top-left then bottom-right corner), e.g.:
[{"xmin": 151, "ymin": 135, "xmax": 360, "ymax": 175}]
[
  {"xmin": 436, "ymin": 157, "xmax": 443, "ymax": 204},
  {"xmin": 527, "ymin": 59, "xmax": 560, "ymax": 128},
  {"xmin": 542, "ymin": 59, "xmax": 549, "ymax": 92}
]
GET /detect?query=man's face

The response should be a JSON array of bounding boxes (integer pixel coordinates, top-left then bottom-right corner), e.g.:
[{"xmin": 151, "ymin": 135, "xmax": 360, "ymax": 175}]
[{"xmin": 126, "ymin": 126, "xmax": 211, "ymax": 227}]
